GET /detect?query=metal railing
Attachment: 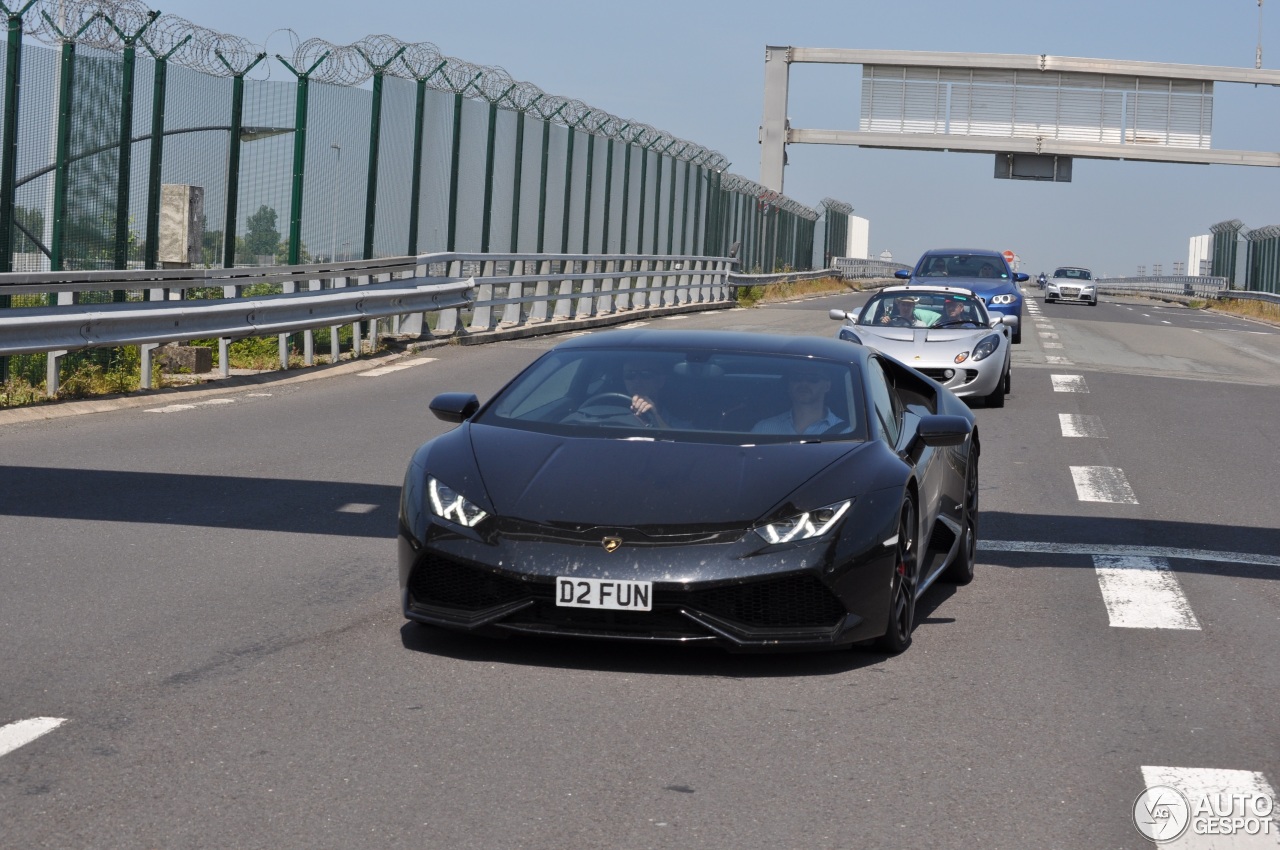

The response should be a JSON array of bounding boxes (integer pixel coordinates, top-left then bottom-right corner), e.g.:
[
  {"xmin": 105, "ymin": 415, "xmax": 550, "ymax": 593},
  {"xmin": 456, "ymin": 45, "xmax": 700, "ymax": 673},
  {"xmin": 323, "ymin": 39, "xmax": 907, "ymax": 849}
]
[
  {"xmin": 833, "ymin": 257, "xmax": 911, "ymax": 280},
  {"xmin": 0, "ymin": 252, "xmax": 737, "ymax": 395},
  {"xmin": 1095, "ymin": 275, "xmax": 1229, "ymax": 299}
]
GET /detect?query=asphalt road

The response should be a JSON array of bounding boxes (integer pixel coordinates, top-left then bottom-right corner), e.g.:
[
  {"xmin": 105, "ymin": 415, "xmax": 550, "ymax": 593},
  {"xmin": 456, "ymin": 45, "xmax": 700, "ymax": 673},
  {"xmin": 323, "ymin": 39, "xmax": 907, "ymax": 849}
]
[{"xmin": 1, "ymin": 290, "xmax": 1277, "ymax": 849}]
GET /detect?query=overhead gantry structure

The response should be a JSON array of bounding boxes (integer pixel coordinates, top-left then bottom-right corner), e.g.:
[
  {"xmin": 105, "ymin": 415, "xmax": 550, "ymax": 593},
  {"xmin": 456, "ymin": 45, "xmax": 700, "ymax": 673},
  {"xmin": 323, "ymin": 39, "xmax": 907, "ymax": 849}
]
[{"xmin": 760, "ymin": 47, "xmax": 1280, "ymax": 192}]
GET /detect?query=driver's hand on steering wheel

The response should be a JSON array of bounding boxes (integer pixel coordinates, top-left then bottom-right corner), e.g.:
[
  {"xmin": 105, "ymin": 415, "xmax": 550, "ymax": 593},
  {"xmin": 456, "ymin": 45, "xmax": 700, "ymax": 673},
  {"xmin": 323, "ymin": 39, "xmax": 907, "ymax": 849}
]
[{"xmin": 630, "ymin": 394, "xmax": 664, "ymax": 426}]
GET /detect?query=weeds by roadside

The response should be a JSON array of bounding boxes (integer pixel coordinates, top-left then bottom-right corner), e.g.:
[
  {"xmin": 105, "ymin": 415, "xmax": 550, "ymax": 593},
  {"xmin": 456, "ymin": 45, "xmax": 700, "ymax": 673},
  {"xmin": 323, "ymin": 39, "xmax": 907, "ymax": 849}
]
[
  {"xmin": 736, "ymin": 276, "xmax": 861, "ymax": 307},
  {"xmin": 1207, "ymin": 297, "xmax": 1280, "ymax": 325}
]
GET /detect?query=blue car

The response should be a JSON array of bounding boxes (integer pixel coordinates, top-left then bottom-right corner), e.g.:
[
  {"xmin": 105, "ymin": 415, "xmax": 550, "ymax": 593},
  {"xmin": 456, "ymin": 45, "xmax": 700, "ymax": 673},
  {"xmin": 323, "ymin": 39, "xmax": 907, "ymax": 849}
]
[{"xmin": 895, "ymin": 249, "xmax": 1028, "ymax": 344}]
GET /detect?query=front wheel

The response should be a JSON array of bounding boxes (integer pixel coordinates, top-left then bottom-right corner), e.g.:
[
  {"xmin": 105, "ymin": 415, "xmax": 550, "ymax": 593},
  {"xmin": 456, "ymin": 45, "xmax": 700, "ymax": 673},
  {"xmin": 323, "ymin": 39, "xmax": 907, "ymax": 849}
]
[{"xmin": 876, "ymin": 496, "xmax": 919, "ymax": 653}]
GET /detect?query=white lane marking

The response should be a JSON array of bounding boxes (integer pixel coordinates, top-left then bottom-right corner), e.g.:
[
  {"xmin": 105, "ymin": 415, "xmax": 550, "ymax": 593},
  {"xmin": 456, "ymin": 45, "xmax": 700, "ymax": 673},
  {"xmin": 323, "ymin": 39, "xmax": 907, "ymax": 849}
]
[
  {"xmin": 360, "ymin": 357, "xmax": 438, "ymax": 377},
  {"xmin": 1043, "ymin": 342, "xmax": 1064, "ymax": 349},
  {"xmin": 336, "ymin": 503, "xmax": 378, "ymax": 514},
  {"xmin": 663, "ymin": 315, "xmax": 689, "ymax": 320},
  {"xmin": 1071, "ymin": 465, "xmax": 1139, "ymax": 504},
  {"xmin": 1059, "ymin": 414, "xmax": 1107, "ymax": 438},
  {"xmin": 1162, "ymin": 320, "xmax": 1172, "ymax": 325},
  {"xmin": 1052, "ymin": 374, "xmax": 1088, "ymax": 392},
  {"xmin": 1139, "ymin": 766, "xmax": 1278, "ymax": 848},
  {"xmin": 1045, "ymin": 355, "xmax": 1074, "ymax": 365},
  {"xmin": 1039, "ymin": 331, "xmax": 1059, "ymax": 339},
  {"xmin": 977, "ymin": 540, "xmax": 1280, "ymax": 568},
  {"xmin": 146, "ymin": 398, "xmax": 238, "ymax": 414},
  {"xmin": 1094, "ymin": 556, "xmax": 1200, "ymax": 629},
  {"xmin": 0, "ymin": 717, "xmax": 66, "ymax": 758},
  {"xmin": 247, "ymin": 393, "xmax": 272, "ymax": 397}
]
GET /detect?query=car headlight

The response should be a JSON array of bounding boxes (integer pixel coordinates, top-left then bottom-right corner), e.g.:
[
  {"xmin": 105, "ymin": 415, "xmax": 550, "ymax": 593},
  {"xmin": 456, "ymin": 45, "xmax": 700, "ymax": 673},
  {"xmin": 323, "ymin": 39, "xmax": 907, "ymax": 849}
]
[
  {"xmin": 838, "ymin": 326, "xmax": 863, "ymax": 345},
  {"xmin": 754, "ymin": 500, "xmax": 852, "ymax": 544},
  {"xmin": 428, "ymin": 476, "xmax": 489, "ymax": 527},
  {"xmin": 971, "ymin": 333, "xmax": 1002, "ymax": 362},
  {"xmin": 989, "ymin": 293, "xmax": 1015, "ymax": 305}
]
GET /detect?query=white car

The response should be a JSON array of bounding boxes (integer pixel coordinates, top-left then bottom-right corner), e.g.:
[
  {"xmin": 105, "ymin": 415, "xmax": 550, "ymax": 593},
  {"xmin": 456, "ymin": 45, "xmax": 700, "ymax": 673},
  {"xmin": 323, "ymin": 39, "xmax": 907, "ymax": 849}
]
[
  {"xmin": 829, "ymin": 285, "xmax": 1013, "ymax": 407},
  {"xmin": 1045, "ymin": 266, "xmax": 1098, "ymax": 305}
]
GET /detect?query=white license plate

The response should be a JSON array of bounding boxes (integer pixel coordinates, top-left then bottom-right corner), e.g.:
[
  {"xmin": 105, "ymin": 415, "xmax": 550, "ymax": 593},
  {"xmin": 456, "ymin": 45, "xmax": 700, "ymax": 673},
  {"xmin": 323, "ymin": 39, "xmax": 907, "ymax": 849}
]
[{"xmin": 555, "ymin": 577, "xmax": 652, "ymax": 611}]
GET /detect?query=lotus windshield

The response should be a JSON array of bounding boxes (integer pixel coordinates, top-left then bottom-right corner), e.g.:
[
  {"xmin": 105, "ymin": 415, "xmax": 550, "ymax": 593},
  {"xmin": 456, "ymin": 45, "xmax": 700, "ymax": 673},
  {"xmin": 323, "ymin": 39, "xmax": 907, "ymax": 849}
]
[
  {"xmin": 475, "ymin": 348, "xmax": 869, "ymax": 444},
  {"xmin": 857, "ymin": 291, "xmax": 991, "ymax": 330}
]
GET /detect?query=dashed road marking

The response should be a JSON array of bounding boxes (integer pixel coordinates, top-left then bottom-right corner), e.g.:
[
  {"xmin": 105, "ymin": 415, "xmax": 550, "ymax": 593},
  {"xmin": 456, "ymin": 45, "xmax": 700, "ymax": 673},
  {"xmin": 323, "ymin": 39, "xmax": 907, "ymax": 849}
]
[
  {"xmin": 1060, "ymin": 414, "xmax": 1107, "ymax": 438},
  {"xmin": 359, "ymin": 357, "xmax": 438, "ymax": 377},
  {"xmin": 1039, "ymin": 331, "xmax": 1059, "ymax": 339},
  {"xmin": 1052, "ymin": 374, "xmax": 1089, "ymax": 392},
  {"xmin": 0, "ymin": 717, "xmax": 66, "ymax": 758},
  {"xmin": 1070, "ymin": 465, "xmax": 1139, "ymax": 504},
  {"xmin": 147, "ymin": 398, "xmax": 237, "ymax": 414},
  {"xmin": 1094, "ymin": 556, "xmax": 1200, "ymax": 629},
  {"xmin": 1043, "ymin": 342, "xmax": 1064, "ymax": 349},
  {"xmin": 1139, "ymin": 766, "xmax": 1277, "ymax": 848},
  {"xmin": 336, "ymin": 503, "xmax": 378, "ymax": 514},
  {"xmin": 1045, "ymin": 355, "xmax": 1074, "ymax": 365}
]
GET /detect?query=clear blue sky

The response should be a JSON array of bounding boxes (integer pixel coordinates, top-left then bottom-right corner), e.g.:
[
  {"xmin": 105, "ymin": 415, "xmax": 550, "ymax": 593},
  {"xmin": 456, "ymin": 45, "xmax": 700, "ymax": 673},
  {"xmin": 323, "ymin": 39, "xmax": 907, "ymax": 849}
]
[{"xmin": 156, "ymin": 0, "xmax": 1277, "ymax": 276}]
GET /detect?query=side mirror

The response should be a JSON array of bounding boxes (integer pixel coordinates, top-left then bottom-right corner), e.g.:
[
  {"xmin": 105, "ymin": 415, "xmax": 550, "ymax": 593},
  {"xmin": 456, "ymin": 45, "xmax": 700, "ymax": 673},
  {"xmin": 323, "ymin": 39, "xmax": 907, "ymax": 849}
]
[
  {"xmin": 894, "ymin": 269, "xmax": 912, "ymax": 280},
  {"xmin": 916, "ymin": 414, "xmax": 972, "ymax": 447},
  {"xmin": 829, "ymin": 308, "xmax": 851, "ymax": 321},
  {"xmin": 429, "ymin": 392, "xmax": 480, "ymax": 423},
  {"xmin": 1014, "ymin": 273, "xmax": 1029, "ymax": 282}
]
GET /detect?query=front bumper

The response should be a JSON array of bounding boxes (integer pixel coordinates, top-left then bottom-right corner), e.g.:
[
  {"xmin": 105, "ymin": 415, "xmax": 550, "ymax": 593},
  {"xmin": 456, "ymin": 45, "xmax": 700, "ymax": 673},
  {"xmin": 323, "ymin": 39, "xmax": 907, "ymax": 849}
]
[
  {"xmin": 398, "ymin": 520, "xmax": 896, "ymax": 652},
  {"xmin": 1047, "ymin": 286, "xmax": 1095, "ymax": 302},
  {"xmin": 911, "ymin": 357, "xmax": 1004, "ymax": 398}
]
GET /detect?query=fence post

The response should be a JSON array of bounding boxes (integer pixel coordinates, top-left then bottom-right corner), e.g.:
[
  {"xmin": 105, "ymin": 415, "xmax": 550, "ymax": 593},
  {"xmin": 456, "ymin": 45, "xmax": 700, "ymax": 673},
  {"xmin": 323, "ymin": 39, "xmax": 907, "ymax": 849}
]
[
  {"xmin": 109, "ymin": 11, "xmax": 159, "ymax": 277},
  {"xmin": 278, "ymin": 51, "xmax": 329, "ymax": 265},
  {"xmin": 359, "ymin": 46, "xmax": 406, "ymax": 260}
]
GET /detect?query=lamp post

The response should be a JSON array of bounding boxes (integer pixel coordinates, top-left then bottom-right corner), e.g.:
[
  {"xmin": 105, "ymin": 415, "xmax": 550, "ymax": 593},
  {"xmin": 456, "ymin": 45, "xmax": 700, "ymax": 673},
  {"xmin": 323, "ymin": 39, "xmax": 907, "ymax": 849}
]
[{"xmin": 329, "ymin": 142, "xmax": 341, "ymax": 262}]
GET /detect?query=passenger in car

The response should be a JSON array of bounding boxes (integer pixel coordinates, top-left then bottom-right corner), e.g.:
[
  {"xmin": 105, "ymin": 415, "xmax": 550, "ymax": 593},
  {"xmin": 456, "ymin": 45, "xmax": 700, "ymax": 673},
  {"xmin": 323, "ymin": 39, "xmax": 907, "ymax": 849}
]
[
  {"xmin": 750, "ymin": 367, "xmax": 848, "ymax": 436},
  {"xmin": 924, "ymin": 258, "xmax": 949, "ymax": 276}
]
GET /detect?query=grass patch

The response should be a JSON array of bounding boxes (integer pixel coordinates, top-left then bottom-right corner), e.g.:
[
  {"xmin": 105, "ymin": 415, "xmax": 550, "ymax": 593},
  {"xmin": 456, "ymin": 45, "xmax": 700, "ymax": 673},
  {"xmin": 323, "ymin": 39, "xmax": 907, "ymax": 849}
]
[
  {"xmin": 736, "ymin": 275, "xmax": 862, "ymax": 308},
  {"xmin": 1208, "ymin": 297, "xmax": 1280, "ymax": 324}
]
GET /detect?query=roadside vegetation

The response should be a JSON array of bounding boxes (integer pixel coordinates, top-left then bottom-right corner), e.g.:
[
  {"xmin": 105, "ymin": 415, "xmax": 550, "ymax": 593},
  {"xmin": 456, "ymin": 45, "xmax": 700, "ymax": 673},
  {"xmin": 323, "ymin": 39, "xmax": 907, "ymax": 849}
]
[
  {"xmin": 735, "ymin": 275, "xmax": 875, "ymax": 308},
  {"xmin": 1205, "ymin": 297, "xmax": 1280, "ymax": 324}
]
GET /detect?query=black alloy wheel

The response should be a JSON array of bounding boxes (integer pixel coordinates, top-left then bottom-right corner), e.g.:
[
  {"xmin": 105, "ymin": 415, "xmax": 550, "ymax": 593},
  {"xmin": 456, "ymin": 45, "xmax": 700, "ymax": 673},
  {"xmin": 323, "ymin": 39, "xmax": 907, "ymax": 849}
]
[
  {"xmin": 943, "ymin": 452, "xmax": 978, "ymax": 585},
  {"xmin": 876, "ymin": 495, "xmax": 919, "ymax": 653}
]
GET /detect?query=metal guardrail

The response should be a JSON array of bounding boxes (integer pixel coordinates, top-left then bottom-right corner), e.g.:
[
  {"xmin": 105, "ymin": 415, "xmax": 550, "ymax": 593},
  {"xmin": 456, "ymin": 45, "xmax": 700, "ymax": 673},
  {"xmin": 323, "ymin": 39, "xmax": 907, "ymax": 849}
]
[
  {"xmin": 726, "ymin": 269, "xmax": 838, "ymax": 287},
  {"xmin": 0, "ymin": 252, "xmax": 737, "ymax": 395},
  {"xmin": 833, "ymin": 257, "xmax": 912, "ymax": 280},
  {"xmin": 1218, "ymin": 289, "xmax": 1280, "ymax": 305},
  {"xmin": 1095, "ymin": 275, "xmax": 1229, "ymax": 299}
]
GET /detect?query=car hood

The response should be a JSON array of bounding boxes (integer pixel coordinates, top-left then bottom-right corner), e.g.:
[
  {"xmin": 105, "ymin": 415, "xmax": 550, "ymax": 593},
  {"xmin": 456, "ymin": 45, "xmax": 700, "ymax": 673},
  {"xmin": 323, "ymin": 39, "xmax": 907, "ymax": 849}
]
[
  {"xmin": 852, "ymin": 325, "xmax": 993, "ymax": 358},
  {"xmin": 465, "ymin": 423, "xmax": 874, "ymax": 527}
]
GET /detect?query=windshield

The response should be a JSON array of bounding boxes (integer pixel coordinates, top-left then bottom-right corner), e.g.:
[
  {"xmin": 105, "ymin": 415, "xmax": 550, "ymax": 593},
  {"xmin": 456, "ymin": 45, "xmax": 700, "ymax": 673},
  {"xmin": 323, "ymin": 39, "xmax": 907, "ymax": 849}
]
[
  {"xmin": 1053, "ymin": 268, "xmax": 1092, "ymax": 280},
  {"xmin": 857, "ymin": 290, "xmax": 991, "ymax": 330},
  {"xmin": 475, "ymin": 348, "xmax": 869, "ymax": 444},
  {"xmin": 914, "ymin": 253, "xmax": 1008, "ymax": 279}
]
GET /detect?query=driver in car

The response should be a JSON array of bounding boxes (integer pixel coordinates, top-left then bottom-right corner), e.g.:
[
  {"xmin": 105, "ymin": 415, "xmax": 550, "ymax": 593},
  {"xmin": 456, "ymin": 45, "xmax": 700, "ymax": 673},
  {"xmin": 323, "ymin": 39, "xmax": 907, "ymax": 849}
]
[
  {"xmin": 623, "ymin": 358, "xmax": 687, "ymax": 429},
  {"xmin": 880, "ymin": 296, "xmax": 924, "ymax": 327}
]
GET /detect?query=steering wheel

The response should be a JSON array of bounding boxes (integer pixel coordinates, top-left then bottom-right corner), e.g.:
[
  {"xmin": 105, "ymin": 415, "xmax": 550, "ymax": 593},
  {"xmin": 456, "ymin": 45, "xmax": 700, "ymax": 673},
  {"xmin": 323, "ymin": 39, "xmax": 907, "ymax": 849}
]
[{"xmin": 579, "ymin": 392, "xmax": 635, "ymax": 410}]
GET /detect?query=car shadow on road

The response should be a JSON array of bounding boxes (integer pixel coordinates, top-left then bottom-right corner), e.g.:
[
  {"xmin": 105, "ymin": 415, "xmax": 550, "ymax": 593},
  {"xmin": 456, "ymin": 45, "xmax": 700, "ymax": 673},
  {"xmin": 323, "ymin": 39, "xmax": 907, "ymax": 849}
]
[{"xmin": 396, "ymin": 585, "xmax": 958, "ymax": 678}]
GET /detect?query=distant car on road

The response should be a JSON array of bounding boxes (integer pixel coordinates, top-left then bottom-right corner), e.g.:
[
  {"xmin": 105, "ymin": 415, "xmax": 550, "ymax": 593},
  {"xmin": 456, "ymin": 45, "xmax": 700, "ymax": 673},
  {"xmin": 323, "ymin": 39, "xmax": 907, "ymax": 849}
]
[
  {"xmin": 896, "ymin": 249, "xmax": 1029, "ymax": 343},
  {"xmin": 398, "ymin": 329, "xmax": 979, "ymax": 654},
  {"xmin": 829, "ymin": 285, "xmax": 1013, "ymax": 407},
  {"xmin": 1045, "ymin": 267, "xmax": 1098, "ymax": 306}
]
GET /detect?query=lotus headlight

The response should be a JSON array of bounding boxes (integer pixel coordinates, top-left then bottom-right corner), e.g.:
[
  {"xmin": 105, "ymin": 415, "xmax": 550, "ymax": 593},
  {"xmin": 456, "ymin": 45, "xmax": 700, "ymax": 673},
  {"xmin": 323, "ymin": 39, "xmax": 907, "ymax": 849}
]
[
  {"xmin": 754, "ymin": 500, "xmax": 852, "ymax": 545},
  {"xmin": 428, "ymin": 476, "xmax": 489, "ymax": 527},
  {"xmin": 838, "ymin": 326, "xmax": 863, "ymax": 345},
  {"xmin": 971, "ymin": 334, "xmax": 1002, "ymax": 362}
]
